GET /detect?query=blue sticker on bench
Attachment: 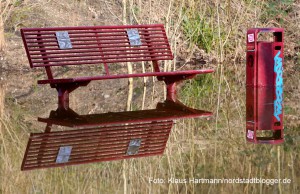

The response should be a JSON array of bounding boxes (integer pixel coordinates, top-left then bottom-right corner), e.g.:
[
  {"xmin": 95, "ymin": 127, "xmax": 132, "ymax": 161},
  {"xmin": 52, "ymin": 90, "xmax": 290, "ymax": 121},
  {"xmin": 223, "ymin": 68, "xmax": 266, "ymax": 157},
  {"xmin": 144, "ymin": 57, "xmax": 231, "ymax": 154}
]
[
  {"xmin": 56, "ymin": 31, "xmax": 73, "ymax": 49},
  {"xmin": 127, "ymin": 29, "xmax": 142, "ymax": 46},
  {"xmin": 56, "ymin": 146, "xmax": 72, "ymax": 163}
]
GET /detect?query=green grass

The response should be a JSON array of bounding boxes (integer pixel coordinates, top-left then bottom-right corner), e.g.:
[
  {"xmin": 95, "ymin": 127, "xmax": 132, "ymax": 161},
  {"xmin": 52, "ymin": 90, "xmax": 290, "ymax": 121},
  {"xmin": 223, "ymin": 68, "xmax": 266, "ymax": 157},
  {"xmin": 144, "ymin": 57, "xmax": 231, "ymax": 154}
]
[
  {"xmin": 182, "ymin": 10, "xmax": 216, "ymax": 53},
  {"xmin": 180, "ymin": 74, "xmax": 214, "ymax": 102},
  {"xmin": 260, "ymin": 0, "xmax": 294, "ymax": 24}
]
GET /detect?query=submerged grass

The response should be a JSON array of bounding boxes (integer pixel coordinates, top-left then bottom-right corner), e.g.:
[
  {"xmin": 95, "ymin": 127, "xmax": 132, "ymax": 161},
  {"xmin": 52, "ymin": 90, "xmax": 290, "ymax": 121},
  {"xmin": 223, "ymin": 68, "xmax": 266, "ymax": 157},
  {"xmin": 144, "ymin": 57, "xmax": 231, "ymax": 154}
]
[
  {"xmin": 182, "ymin": 10, "xmax": 217, "ymax": 53},
  {"xmin": 2, "ymin": 66, "xmax": 298, "ymax": 193}
]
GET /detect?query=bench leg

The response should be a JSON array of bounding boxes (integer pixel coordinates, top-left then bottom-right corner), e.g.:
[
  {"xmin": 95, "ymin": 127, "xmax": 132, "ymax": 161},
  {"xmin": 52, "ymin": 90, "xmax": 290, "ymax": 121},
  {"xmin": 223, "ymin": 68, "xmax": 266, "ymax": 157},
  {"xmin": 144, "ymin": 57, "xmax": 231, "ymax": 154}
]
[
  {"xmin": 160, "ymin": 74, "xmax": 197, "ymax": 102},
  {"xmin": 57, "ymin": 87, "xmax": 70, "ymax": 110},
  {"xmin": 53, "ymin": 82, "xmax": 90, "ymax": 110},
  {"xmin": 166, "ymin": 82, "xmax": 177, "ymax": 102}
]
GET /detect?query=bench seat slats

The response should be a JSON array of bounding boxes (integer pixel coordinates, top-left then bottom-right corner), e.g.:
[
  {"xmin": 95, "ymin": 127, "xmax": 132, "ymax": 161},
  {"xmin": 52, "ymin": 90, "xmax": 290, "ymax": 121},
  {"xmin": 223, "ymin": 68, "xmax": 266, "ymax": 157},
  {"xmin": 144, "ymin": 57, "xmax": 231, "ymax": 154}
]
[{"xmin": 21, "ymin": 120, "xmax": 172, "ymax": 170}]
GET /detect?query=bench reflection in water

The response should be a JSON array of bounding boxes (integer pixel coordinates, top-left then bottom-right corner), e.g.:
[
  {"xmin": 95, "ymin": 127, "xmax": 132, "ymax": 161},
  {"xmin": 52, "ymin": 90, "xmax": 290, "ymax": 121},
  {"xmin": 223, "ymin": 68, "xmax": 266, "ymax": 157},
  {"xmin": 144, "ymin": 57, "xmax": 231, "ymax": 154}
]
[
  {"xmin": 246, "ymin": 86, "xmax": 284, "ymax": 144},
  {"xmin": 21, "ymin": 100, "xmax": 212, "ymax": 170}
]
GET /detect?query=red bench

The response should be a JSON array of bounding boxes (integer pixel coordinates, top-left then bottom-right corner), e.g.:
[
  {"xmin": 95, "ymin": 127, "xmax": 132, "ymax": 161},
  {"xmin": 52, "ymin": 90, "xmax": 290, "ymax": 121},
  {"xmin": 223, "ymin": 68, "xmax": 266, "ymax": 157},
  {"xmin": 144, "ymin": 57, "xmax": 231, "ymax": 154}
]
[{"xmin": 21, "ymin": 24, "xmax": 214, "ymax": 108}]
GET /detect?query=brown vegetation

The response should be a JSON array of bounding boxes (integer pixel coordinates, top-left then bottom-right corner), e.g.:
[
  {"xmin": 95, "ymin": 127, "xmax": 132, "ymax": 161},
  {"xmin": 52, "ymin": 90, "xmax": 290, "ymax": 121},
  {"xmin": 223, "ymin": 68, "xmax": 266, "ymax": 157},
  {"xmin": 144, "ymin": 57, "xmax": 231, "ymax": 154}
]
[{"xmin": 0, "ymin": 0, "xmax": 299, "ymax": 193}]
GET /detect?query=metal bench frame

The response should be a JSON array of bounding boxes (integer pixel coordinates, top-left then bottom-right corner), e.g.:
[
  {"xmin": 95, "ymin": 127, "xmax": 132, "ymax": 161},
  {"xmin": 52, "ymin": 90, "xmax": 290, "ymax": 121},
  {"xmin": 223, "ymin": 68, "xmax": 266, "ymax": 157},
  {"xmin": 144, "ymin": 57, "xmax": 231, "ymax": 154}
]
[
  {"xmin": 21, "ymin": 100, "xmax": 212, "ymax": 170},
  {"xmin": 21, "ymin": 24, "xmax": 214, "ymax": 109}
]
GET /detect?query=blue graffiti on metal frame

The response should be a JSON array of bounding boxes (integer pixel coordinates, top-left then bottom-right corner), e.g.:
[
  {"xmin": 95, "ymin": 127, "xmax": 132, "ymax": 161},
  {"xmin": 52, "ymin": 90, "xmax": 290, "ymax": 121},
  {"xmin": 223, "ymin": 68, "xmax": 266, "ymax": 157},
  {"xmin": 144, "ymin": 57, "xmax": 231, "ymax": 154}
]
[{"xmin": 274, "ymin": 51, "xmax": 283, "ymax": 121}]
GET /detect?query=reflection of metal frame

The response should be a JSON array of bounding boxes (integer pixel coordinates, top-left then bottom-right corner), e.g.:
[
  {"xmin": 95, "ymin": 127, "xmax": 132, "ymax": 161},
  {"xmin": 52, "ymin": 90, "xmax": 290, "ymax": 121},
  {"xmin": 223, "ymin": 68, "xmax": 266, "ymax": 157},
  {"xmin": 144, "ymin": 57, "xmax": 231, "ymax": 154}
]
[
  {"xmin": 246, "ymin": 28, "xmax": 284, "ymax": 144},
  {"xmin": 21, "ymin": 100, "xmax": 212, "ymax": 170},
  {"xmin": 20, "ymin": 24, "xmax": 214, "ymax": 110},
  {"xmin": 20, "ymin": 24, "xmax": 215, "ymax": 170},
  {"xmin": 246, "ymin": 87, "xmax": 283, "ymax": 144}
]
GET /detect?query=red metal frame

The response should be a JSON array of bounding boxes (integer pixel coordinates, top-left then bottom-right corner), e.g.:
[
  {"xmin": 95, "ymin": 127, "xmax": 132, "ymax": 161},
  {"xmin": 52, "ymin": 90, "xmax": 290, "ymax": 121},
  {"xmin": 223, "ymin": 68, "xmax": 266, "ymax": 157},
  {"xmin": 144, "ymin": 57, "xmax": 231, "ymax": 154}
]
[
  {"xmin": 22, "ymin": 121, "xmax": 172, "ymax": 170},
  {"xmin": 246, "ymin": 28, "xmax": 284, "ymax": 144},
  {"xmin": 43, "ymin": 70, "xmax": 213, "ymax": 109},
  {"xmin": 21, "ymin": 24, "xmax": 214, "ymax": 108},
  {"xmin": 37, "ymin": 100, "xmax": 213, "ymax": 127},
  {"xmin": 20, "ymin": 24, "xmax": 215, "ymax": 170},
  {"xmin": 21, "ymin": 24, "xmax": 173, "ymax": 68},
  {"xmin": 21, "ymin": 100, "xmax": 212, "ymax": 170}
]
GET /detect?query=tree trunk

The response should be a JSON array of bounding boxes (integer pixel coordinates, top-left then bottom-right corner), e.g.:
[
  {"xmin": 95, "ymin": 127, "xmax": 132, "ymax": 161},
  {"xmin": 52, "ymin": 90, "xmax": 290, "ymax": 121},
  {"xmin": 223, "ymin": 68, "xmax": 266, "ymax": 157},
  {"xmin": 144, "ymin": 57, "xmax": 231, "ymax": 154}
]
[{"xmin": 123, "ymin": 0, "xmax": 133, "ymax": 112}]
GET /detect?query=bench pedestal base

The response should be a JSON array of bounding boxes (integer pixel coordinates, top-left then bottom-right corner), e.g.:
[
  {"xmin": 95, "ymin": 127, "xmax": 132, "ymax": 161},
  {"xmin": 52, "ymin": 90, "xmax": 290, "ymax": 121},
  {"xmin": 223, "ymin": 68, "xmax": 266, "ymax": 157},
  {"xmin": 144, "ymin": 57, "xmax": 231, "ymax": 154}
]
[
  {"xmin": 52, "ymin": 73, "xmax": 198, "ymax": 110},
  {"xmin": 52, "ymin": 82, "xmax": 90, "ymax": 110},
  {"xmin": 160, "ymin": 74, "xmax": 197, "ymax": 102}
]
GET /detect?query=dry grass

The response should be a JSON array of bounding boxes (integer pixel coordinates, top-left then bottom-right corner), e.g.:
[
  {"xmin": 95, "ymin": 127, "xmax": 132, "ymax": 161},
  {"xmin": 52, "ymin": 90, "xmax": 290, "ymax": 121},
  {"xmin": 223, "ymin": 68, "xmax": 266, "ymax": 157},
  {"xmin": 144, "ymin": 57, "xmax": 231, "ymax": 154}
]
[
  {"xmin": 0, "ymin": 0, "xmax": 299, "ymax": 193},
  {"xmin": 0, "ymin": 84, "xmax": 4, "ymax": 117}
]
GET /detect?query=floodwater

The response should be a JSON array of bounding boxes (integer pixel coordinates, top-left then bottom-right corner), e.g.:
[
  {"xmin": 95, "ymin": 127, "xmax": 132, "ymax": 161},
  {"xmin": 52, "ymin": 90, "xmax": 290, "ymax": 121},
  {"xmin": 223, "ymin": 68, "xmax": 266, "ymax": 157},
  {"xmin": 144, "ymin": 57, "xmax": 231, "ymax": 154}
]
[{"xmin": 0, "ymin": 64, "xmax": 299, "ymax": 194}]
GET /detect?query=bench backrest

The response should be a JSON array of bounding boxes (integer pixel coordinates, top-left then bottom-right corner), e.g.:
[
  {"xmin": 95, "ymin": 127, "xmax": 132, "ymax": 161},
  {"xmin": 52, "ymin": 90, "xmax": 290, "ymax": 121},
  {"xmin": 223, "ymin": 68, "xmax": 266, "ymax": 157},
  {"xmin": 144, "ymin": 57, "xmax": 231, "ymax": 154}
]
[
  {"xmin": 21, "ymin": 120, "xmax": 172, "ymax": 170},
  {"xmin": 21, "ymin": 24, "xmax": 173, "ymax": 77}
]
